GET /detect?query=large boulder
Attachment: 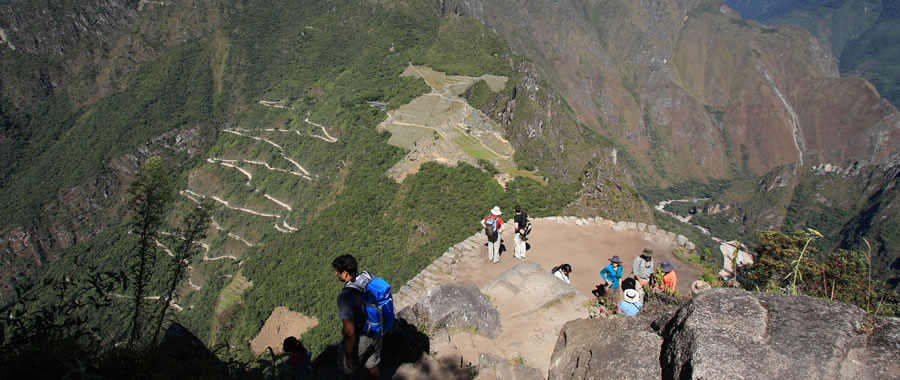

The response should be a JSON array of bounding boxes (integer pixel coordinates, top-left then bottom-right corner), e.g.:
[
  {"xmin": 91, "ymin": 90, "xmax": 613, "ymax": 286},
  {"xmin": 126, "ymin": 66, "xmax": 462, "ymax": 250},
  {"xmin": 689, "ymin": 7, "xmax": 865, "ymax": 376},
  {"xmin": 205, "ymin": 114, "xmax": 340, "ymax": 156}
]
[
  {"xmin": 483, "ymin": 261, "xmax": 584, "ymax": 313},
  {"xmin": 659, "ymin": 288, "xmax": 900, "ymax": 379},
  {"xmin": 398, "ymin": 281, "xmax": 501, "ymax": 338},
  {"xmin": 548, "ymin": 316, "xmax": 663, "ymax": 380}
]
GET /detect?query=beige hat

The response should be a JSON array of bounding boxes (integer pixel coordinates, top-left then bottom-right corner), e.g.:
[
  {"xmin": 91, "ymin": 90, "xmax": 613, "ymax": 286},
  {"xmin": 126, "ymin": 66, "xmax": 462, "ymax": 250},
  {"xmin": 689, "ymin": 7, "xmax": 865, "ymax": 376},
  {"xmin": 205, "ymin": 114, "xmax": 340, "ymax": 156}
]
[
  {"xmin": 623, "ymin": 288, "xmax": 640, "ymax": 303},
  {"xmin": 490, "ymin": 206, "xmax": 502, "ymax": 216}
]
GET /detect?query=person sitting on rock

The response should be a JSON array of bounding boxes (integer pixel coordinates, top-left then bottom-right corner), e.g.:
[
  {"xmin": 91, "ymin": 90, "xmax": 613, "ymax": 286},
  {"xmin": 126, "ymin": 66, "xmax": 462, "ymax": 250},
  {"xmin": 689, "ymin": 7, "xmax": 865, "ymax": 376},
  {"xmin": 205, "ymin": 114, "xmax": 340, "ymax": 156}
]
[
  {"xmin": 617, "ymin": 288, "xmax": 642, "ymax": 316},
  {"xmin": 282, "ymin": 336, "xmax": 312, "ymax": 379},
  {"xmin": 658, "ymin": 260, "xmax": 677, "ymax": 293},
  {"xmin": 552, "ymin": 263, "xmax": 572, "ymax": 284},
  {"xmin": 632, "ymin": 248, "xmax": 654, "ymax": 289},
  {"xmin": 600, "ymin": 255, "xmax": 624, "ymax": 294}
]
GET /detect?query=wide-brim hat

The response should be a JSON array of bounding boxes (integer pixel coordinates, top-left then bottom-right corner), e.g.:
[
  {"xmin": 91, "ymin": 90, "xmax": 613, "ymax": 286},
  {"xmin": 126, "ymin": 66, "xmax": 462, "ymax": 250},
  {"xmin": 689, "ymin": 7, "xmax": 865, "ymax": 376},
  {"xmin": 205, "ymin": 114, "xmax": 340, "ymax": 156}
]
[
  {"xmin": 609, "ymin": 255, "xmax": 622, "ymax": 263},
  {"xmin": 491, "ymin": 206, "xmax": 502, "ymax": 216},
  {"xmin": 623, "ymin": 288, "xmax": 640, "ymax": 303},
  {"xmin": 659, "ymin": 260, "xmax": 674, "ymax": 273},
  {"xmin": 642, "ymin": 248, "xmax": 654, "ymax": 257}
]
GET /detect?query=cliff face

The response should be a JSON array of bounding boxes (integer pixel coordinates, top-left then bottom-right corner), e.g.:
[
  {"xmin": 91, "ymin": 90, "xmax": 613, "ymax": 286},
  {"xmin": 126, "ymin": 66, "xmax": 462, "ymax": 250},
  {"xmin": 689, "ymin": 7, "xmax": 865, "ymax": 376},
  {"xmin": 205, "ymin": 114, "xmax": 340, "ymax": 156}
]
[
  {"xmin": 436, "ymin": 0, "xmax": 899, "ymax": 183},
  {"xmin": 0, "ymin": 0, "xmax": 218, "ymax": 298}
]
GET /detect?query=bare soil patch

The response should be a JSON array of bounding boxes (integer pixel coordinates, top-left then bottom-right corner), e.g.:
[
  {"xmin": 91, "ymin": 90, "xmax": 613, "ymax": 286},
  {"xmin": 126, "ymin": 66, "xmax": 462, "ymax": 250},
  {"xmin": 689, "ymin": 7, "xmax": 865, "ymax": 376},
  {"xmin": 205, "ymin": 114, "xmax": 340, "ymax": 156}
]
[{"xmin": 250, "ymin": 306, "xmax": 319, "ymax": 356}]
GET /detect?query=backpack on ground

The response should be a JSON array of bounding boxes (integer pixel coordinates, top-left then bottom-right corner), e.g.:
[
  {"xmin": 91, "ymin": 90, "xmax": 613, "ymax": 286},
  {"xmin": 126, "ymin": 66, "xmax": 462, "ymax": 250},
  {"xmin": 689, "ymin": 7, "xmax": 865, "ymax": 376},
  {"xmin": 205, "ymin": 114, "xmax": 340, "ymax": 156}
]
[
  {"xmin": 348, "ymin": 272, "xmax": 395, "ymax": 337},
  {"xmin": 484, "ymin": 216, "xmax": 499, "ymax": 242}
]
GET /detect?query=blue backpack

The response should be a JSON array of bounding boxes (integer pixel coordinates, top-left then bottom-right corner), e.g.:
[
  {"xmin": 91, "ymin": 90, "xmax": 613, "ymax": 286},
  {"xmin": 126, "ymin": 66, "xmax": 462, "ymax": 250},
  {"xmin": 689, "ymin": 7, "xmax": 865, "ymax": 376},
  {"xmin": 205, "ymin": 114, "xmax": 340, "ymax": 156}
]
[{"xmin": 350, "ymin": 272, "xmax": 395, "ymax": 337}]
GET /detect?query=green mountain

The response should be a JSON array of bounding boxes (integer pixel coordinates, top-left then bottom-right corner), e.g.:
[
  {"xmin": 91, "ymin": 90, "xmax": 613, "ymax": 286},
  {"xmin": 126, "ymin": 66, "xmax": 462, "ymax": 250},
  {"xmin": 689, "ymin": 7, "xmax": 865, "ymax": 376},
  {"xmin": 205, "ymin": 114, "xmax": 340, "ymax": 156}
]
[{"xmin": 0, "ymin": 0, "xmax": 897, "ymax": 369}]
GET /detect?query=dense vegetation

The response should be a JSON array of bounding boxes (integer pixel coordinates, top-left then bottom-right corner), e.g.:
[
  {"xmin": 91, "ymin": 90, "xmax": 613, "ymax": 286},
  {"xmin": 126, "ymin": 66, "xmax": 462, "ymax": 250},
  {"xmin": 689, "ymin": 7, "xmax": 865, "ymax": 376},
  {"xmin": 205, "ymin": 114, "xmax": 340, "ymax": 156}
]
[
  {"xmin": 1, "ymin": 1, "xmax": 584, "ymax": 374},
  {"xmin": 740, "ymin": 229, "xmax": 898, "ymax": 317}
]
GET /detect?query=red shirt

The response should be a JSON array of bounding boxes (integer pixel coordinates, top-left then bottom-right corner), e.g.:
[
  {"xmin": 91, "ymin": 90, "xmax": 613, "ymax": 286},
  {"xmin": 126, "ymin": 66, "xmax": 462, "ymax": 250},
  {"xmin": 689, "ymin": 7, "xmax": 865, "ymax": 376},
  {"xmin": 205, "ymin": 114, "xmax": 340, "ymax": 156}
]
[{"xmin": 484, "ymin": 215, "xmax": 504, "ymax": 228}]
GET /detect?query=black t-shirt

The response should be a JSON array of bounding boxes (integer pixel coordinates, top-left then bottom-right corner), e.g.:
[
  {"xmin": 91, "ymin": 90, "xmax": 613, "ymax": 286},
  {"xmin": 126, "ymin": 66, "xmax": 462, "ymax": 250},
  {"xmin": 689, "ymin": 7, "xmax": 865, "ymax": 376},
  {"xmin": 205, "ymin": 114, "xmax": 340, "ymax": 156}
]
[{"xmin": 513, "ymin": 212, "xmax": 528, "ymax": 231}]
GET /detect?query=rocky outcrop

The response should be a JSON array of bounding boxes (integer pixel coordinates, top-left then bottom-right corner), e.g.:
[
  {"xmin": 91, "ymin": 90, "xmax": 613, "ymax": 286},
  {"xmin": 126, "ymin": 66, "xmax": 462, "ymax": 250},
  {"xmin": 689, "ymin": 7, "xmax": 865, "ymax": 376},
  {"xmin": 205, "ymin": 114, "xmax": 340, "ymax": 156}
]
[
  {"xmin": 483, "ymin": 261, "xmax": 583, "ymax": 314},
  {"xmin": 661, "ymin": 289, "xmax": 900, "ymax": 380},
  {"xmin": 565, "ymin": 150, "xmax": 654, "ymax": 223},
  {"xmin": 398, "ymin": 281, "xmax": 501, "ymax": 338},
  {"xmin": 549, "ymin": 315, "xmax": 664, "ymax": 380},
  {"xmin": 549, "ymin": 288, "xmax": 900, "ymax": 379}
]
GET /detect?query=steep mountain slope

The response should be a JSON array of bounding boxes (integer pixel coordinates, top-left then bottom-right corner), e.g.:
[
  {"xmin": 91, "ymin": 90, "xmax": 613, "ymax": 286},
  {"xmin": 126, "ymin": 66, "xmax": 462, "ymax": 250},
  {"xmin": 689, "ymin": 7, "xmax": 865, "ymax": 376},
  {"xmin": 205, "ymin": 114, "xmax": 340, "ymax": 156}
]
[
  {"xmin": 439, "ymin": 0, "xmax": 898, "ymax": 183},
  {"xmin": 725, "ymin": 0, "xmax": 900, "ymax": 107},
  {"xmin": 438, "ymin": 0, "xmax": 899, "ymax": 285}
]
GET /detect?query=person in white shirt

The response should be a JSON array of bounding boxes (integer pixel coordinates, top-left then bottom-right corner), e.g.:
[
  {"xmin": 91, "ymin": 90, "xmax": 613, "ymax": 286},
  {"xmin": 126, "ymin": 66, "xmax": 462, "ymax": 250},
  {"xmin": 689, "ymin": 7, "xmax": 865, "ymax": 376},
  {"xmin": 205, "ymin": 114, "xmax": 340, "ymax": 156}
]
[{"xmin": 552, "ymin": 263, "xmax": 572, "ymax": 284}]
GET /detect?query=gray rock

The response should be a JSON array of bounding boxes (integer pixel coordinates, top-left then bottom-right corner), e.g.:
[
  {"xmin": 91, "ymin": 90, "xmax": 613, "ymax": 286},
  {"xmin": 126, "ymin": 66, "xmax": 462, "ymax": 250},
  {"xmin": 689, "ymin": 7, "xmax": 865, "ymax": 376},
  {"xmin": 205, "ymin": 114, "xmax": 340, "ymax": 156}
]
[
  {"xmin": 676, "ymin": 234, "xmax": 688, "ymax": 246},
  {"xmin": 549, "ymin": 316, "xmax": 662, "ymax": 380},
  {"xmin": 665, "ymin": 231, "xmax": 676, "ymax": 241},
  {"xmin": 685, "ymin": 242, "xmax": 696, "ymax": 251},
  {"xmin": 398, "ymin": 282, "xmax": 501, "ymax": 338},
  {"xmin": 484, "ymin": 261, "xmax": 583, "ymax": 314},
  {"xmin": 660, "ymin": 288, "xmax": 900, "ymax": 379},
  {"xmin": 625, "ymin": 221, "xmax": 637, "ymax": 230},
  {"xmin": 479, "ymin": 352, "xmax": 544, "ymax": 380},
  {"xmin": 648, "ymin": 224, "xmax": 658, "ymax": 234},
  {"xmin": 574, "ymin": 218, "xmax": 584, "ymax": 226},
  {"xmin": 637, "ymin": 222, "xmax": 647, "ymax": 232}
]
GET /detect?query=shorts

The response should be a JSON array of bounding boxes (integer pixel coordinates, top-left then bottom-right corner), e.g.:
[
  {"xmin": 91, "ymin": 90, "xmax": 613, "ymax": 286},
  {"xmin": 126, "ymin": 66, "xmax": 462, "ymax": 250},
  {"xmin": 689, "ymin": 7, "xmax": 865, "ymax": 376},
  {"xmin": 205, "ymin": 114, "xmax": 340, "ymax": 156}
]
[{"xmin": 337, "ymin": 334, "xmax": 383, "ymax": 375}]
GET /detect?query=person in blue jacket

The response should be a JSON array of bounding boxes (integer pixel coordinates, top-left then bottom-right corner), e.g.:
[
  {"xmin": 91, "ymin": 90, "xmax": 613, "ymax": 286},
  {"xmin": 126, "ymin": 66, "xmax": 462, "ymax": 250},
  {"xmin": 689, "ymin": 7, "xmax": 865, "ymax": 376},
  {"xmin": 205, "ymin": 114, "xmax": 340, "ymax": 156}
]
[{"xmin": 600, "ymin": 255, "xmax": 623, "ymax": 295}]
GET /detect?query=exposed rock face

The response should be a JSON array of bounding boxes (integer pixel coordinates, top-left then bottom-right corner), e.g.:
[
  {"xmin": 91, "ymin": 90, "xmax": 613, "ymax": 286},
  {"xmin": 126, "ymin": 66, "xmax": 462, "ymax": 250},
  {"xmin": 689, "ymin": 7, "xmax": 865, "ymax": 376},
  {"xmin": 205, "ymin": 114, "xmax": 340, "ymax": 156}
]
[
  {"xmin": 398, "ymin": 281, "xmax": 501, "ymax": 338},
  {"xmin": 549, "ymin": 288, "xmax": 900, "ymax": 379},
  {"xmin": 437, "ymin": 0, "xmax": 900, "ymax": 181},
  {"xmin": 564, "ymin": 151, "xmax": 654, "ymax": 223},
  {"xmin": 660, "ymin": 289, "xmax": 900, "ymax": 380},
  {"xmin": 549, "ymin": 316, "xmax": 663, "ymax": 380},
  {"xmin": 483, "ymin": 261, "xmax": 582, "ymax": 314}
]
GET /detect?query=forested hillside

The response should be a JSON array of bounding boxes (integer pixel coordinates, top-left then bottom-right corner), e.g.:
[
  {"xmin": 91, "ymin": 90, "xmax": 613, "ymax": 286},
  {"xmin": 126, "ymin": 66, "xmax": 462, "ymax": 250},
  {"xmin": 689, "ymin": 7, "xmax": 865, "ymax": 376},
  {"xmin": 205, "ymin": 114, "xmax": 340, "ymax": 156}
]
[
  {"xmin": 0, "ymin": 0, "xmax": 589, "ymax": 368},
  {"xmin": 1, "ymin": 0, "xmax": 898, "ymax": 375}
]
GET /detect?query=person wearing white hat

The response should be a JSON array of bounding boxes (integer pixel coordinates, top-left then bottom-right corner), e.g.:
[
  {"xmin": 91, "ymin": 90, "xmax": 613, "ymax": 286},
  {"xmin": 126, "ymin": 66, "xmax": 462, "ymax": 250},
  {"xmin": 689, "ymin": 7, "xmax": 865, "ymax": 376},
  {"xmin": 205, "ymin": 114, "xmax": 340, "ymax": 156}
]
[
  {"xmin": 481, "ymin": 206, "xmax": 505, "ymax": 263},
  {"xmin": 617, "ymin": 288, "xmax": 642, "ymax": 316}
]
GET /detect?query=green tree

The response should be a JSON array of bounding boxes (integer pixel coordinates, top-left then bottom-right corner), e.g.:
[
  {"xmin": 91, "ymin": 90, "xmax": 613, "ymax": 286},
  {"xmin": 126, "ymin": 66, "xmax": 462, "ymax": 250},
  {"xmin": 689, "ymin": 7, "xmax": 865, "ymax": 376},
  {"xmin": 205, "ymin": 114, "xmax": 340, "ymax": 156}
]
[
  {"xmin": 126, "ymin": 156, "xmax": 174, "ymax": 348},
  {"xmin": 152, "ymin": 200, "xmax": 212, "ymax": 345}
]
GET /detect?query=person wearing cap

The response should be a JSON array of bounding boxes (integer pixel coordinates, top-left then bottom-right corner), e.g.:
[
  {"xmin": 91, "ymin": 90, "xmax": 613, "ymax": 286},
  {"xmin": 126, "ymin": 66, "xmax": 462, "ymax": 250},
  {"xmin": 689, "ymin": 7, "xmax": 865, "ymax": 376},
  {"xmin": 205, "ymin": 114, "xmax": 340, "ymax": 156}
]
[
  {"xmin": 632, "ymin": 248, "xmax": 655, "ymax": 288},
  {"xmin": 600, "ymin": 256, "xmax": 624, "ymax": 292},
  {"xmin": 617, "ymin": 288, "xmax": 642, "ymax": 316},
  {"xmin": 658, "ymin": 260, "xmax": 677, "ymax": 293},
  {"xmin": 481, "ymin": 206, "xmax": 505, "ymax": 264}
]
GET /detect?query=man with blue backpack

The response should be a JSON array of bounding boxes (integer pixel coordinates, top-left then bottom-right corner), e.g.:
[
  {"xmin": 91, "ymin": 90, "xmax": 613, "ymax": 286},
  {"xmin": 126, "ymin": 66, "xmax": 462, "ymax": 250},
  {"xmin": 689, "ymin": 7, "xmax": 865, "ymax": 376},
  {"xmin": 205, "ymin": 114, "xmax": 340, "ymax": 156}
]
[
  {"xmin": 481, "ymin": 206, "xmax": 505, "ymax": 263},
  {"xmin": 332, "ymin": 254, "xmax": 395, "ymax": 379}
]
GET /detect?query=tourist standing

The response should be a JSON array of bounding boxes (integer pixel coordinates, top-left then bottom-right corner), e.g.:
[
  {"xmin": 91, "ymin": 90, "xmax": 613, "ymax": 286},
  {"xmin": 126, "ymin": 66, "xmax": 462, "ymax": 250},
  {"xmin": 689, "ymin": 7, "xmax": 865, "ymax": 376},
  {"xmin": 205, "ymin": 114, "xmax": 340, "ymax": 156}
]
[
  {"xmin": 600, "ymin": 255, "xmax": 623, "ymax": 294},
  {"xmin": 481, "ymin": 206, "xmax": 505, "ymax": 264},
  {"xmin": 332, "ymin": 254, "xmax": 382, "ymax": 380},
  {"xmin": 632, "ymin": 248, "xmax": 654, "ymax": 288},
  {"xmin": 512, "ymin": 205, "xmax": 528, "ymax": 259}
]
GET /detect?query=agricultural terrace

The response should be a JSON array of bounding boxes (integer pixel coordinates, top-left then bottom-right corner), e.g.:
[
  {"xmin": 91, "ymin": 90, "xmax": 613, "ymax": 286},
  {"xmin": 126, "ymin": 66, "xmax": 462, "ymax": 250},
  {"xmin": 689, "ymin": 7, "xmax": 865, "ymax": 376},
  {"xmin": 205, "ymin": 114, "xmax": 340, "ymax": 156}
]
[{"xmin": 378, "ymin": 65, "xmax": 536, "ymax": 182}]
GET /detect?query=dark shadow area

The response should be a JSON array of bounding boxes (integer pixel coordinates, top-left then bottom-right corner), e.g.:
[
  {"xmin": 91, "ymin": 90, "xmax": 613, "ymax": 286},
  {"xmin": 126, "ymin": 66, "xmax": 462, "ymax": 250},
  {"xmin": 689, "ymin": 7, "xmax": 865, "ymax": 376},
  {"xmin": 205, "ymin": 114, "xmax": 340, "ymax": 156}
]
[
  {"xmin": 310, "ymin": 318, "xmax": 430, "ymax": 379},
  {"xmin": 525, "ymin": 242, "xmax": 531, "ymax": 250}
]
